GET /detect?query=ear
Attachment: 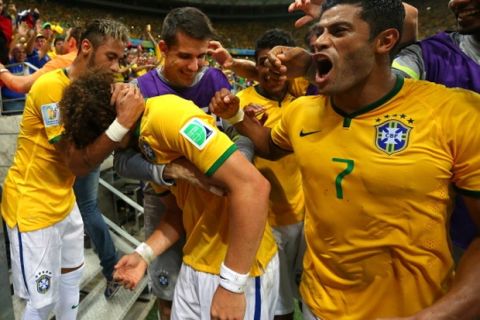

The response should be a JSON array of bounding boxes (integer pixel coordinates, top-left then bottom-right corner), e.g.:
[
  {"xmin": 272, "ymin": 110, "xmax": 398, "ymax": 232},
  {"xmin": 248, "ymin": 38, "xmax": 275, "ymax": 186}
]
[
  {"xmin": 68, "ymin": 37, "xmax": 77, "ymax": 51},
  {"xmin": 80, "ymin": 39, "xmax": 92, "ymax": 55},
  {"xmin": 375, "ymin": 28, "xmax": 400, "ymax": 55},
  {"xmin": 158, "ymin": 40, "xmax": 168, "ymax": 54}
]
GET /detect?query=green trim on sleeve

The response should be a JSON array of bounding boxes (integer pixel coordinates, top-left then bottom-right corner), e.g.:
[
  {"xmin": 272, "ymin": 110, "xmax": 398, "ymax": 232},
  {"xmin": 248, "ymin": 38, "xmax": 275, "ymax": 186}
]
[
  {"xmin": 454, "ymin": 185, "xmax": 480, "ymax": 198},
  {"xmin": 392, "ymin": 61, "xmax": 420, "ymax": 80},
  {"xmin": 205, "ymin": 144, "xmax": 238, "ymax": 177},
  {"xmin": 134, "ymin": 119, "xmax": 141, "ymax": 138},
  {"xmin": 49, "ymin": 134, "xmax": 63, "ymax": 144}
]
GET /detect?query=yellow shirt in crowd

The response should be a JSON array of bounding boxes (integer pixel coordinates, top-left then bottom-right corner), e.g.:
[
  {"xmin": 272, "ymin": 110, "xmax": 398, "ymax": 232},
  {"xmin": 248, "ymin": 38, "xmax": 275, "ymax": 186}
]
[{"xmin": 237, "ymin": 86, "xmax": 305, "ymax": 227}]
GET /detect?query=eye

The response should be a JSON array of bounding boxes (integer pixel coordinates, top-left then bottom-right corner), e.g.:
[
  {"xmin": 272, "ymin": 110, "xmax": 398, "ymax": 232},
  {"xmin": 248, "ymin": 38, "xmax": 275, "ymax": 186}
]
[{"xmin": 331, "ymin": 27, "xmax": 347, "ymax": 36}]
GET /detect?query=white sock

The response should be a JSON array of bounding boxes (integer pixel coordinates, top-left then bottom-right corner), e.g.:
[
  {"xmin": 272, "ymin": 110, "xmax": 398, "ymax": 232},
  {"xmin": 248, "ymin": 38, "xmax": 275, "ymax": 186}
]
[
  {"xmin": 23, "ymin": 301, "xmax": 53, "ymax": 320},
  {"xmin": 54, "ymin": 265, "xmax": 84, "ymax": 320}
]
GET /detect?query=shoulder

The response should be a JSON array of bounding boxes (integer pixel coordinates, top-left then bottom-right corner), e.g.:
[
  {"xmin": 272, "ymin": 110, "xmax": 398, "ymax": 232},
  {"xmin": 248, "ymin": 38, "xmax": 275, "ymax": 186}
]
[
  {"xmin": 146, "ymin": 94, "xmax": 199, "ymax": 116},
  {"xmin": 30, "ymin": 69, "xmax": 67, "ymax": 93},
  {"xmin": 403, "ymin": 78, "xmax": 480, "ymax": 113}
]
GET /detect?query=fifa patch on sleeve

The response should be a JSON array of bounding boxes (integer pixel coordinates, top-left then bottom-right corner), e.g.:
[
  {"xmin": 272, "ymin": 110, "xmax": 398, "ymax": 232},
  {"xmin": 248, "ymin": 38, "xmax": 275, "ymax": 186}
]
[
  {"xmin": 41, "ymin": 103, "xmax": 60, "ymax": 128},
  {"xmin": 180, "ymin": 118, "xmax": 216, "ymax": 150}
]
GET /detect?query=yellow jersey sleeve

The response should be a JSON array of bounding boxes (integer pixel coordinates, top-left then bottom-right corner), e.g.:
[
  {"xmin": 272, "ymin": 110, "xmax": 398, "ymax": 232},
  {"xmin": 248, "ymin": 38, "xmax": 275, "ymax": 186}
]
[
  {"xmin": 140, "ymin": 94, "xmax": 237, "ymax": 176},
  {"xmin": 29, "ymin": 69, "xmax": 69, "ymax": 143},
  {"xmin": 443, "ymin": 88, "xmax": 480, "ymax": 196}
]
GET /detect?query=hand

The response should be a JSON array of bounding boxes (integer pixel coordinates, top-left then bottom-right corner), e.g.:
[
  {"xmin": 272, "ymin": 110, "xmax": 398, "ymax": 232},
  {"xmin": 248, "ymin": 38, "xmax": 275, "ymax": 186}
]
[
  {"xmin": 244, "ymin": 103, "xmax": 268, "ymax": 126},
  {"xmin": 265, "ymin": 46, "xmax": 312, "ymax": 80},
  {"xmin": 111, "ymin": 83, "xmax": 145, "ymax": 129},
  {"xmin": 113, "ymin": 253, "xmax": 148, "ymax": 290},
  {"xmin": 208, "ymin": 41, "xmax": 234, "ymax": 69},
  {"xmin": 164, "ymin": 158, "xmax": 225, "ymax": 196},
  {"xmin": 209, "ymin": 88, "xmax": 240, "ymax": 120},
  {"xmin": 288, "ymin": 0, "xmax": 324, "ymax": 28},
  {"xmin": 210, "ymin": 286, "xmax": 246, "ymax": 320}
]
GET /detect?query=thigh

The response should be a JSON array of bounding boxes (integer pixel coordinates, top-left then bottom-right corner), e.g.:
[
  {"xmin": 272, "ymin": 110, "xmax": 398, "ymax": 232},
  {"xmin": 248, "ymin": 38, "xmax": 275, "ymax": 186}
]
[
  {"xmin": 60, "ymin": 205, "xmax": 84, "ymax": 268},
  {"xmin": 8, "ymin": 224, "xmax": 62, "ymax": 309}
]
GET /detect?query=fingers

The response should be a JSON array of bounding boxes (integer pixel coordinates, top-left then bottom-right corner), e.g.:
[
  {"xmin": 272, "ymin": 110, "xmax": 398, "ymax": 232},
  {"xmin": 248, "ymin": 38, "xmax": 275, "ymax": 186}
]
[{"xmin": 295, "ymin": 15, "xmax": 315, "ymax": 28}]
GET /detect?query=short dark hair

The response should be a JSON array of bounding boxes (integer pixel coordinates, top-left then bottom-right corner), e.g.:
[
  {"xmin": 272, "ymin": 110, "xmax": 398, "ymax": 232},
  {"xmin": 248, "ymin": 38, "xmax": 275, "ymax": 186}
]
[
  {"xmin": 254, "ymin": 28, "xmax": 295, "ymax": 62},
  {"xmin": 54, "ymin": 37, "xmax": 65, "ymax": 45},
  {"xmin": 161, "ymin": 7, "xmax": 216, "ymax": 46},
  {"xmin": 322, "ymin": 0, "xmax": 404, "ymax": 41},
  {"xmin": 80, "ymin": 19, "xmax": 129, "ymax": 51},
  {"xmin": 60, "ymin": 70, "xmax": 115, "ymax": 148}
]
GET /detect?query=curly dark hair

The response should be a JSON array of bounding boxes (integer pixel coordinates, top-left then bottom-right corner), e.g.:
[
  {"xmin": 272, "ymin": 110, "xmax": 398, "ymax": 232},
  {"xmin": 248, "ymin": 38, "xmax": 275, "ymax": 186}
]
[{"xmin": 60, "ymin": 70, "xmax": 115, "ymax": 148}]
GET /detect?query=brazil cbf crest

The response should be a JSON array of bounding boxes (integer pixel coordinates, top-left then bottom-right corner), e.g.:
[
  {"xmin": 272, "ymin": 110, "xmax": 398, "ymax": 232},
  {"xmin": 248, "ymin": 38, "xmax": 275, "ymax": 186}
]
[
  {"xmin": 375, "ymin": 120, "xmax": 412, "ymax": 155},
  {"xmin": 35, "ymin": 270, "xmax": 53, "ymax": 294}
]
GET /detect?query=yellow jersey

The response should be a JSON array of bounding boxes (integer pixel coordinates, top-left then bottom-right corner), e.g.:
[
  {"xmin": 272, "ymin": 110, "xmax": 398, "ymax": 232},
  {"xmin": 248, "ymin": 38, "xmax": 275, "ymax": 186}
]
[
  {"xmin": 237, "ymin": 86, "xmax": 305, "ymax": 226},
  {"xmin": 140, "ymin": 94, "xmax": 277, "ymax": 276},
  {"xmin": 1, "ymin": 69, "xmax": 75, "ymax": 232},
  {"xmin": 271, "ymin": 76, "xmax": 480, "ymax": 319}
]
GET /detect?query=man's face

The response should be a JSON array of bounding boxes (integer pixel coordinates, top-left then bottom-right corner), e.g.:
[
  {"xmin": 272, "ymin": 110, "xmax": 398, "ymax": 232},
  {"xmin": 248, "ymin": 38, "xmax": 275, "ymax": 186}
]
[
  {"xmin": 86, "ymin": 37, "xmax": 125, "ymax": 73},
  {"xmin": 161, "ymin": 31, "xmax": 209, "ymax": 87},
  {"xmin": 256, "ymin": 48, "xmax": 288, "ymax": 95},
  {"xmin": 13, "ymin": 48, "xmax": 27, "ymax": 62},
  {"xmin": 312, "ymin": 4, "xmax": 376, "ymax": 95},
  {"xmin": 449, "ymin": 0, "xmax": 480, "ymax": 34},
  {"xmin": 55, "ymin": 40, "xmax": 65, "ymax": 55},
  {"xmin": 35, "ymin": 37, "xmax": 46, "ymax": 49}
]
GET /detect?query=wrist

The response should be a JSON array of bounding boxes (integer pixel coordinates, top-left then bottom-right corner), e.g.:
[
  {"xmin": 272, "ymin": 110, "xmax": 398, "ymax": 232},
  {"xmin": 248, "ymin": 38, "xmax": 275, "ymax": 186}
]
[
  {"xmin": 225, "ymin": 108, "xmax": 244, "ymax": 125},
  {"xmin": 105, "ymin": 118, "xmax": 130, "ymax": 142},
  {"xmin": 134, "ymin": 242, "xmax": 155, "ymax": 265},
  {"xmin": 218, "ymin": 262, "xmax": 249, "ymax": 294}
]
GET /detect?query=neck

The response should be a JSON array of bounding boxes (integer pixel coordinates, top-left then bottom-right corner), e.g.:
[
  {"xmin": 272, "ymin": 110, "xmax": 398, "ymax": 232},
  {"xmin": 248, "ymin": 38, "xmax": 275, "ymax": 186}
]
[
  {"xmin": 66, "ymin": 57, "xmax": 87, "ymax": 81},
  {"xmin": 332, "ymin": 68, "xmax": 397, "ymax": 114}
]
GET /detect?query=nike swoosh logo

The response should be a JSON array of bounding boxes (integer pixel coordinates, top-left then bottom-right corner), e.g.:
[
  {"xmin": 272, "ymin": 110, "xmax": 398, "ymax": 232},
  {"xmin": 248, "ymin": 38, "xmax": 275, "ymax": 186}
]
[
  {"xmin": 71, "ymin": 304, "xmax": 79, "ymax": 309},
  {"xmin": 299, "ymin": 129, "xmax": 321, "ymax": 137}
]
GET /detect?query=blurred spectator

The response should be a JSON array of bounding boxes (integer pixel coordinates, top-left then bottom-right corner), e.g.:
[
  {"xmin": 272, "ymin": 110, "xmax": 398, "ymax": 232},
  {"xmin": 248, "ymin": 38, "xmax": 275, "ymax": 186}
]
[
  {"xmin": 53, "ymin": 36, "xmax": 64, "ymax": 55},
  {"xmin": 0, "ymin": 0, "xmax": 13, "ymax": 64},
  {"xmin": 2, "ymin": 44, "xmax": 29, "ymax": 99}
]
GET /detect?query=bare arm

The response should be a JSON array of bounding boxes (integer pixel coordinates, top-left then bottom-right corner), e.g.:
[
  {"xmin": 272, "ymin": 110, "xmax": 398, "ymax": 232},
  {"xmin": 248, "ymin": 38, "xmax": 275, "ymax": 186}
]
[
  {"xmin": 210, "ymin": 88, "xmax": 290, "ymax": 160},
  {"xmin": 0, "ymin": 63, "xmax": 40, "ymax": 93},
  {"xmin": 210, "ymin": 150, "xmax": 270, "ymax": 319},
  {"xmin": 114, "ymin": 193, "xmax": 183, "ymax": 289},
  {"xmin": 208, "ymin": 40, "xmax": 258, "ymax": 81}
]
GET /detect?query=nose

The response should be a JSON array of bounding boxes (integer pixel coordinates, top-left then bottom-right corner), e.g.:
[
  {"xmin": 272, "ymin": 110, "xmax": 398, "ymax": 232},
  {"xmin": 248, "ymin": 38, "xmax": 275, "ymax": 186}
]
[
  {"xmin": 110, "ymin": 60, "xmax": 120, "ymax": 73},
  {"xmin": 314, "ymin": 30, "xmax": 332, "ymax": 52},
  {"xmin": 187, "ymin": 58, "xmax": 201, "ymax": 72}
]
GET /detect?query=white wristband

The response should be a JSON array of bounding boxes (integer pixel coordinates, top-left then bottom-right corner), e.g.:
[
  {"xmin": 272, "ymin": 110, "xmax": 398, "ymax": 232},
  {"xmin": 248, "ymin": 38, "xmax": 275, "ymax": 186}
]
[
  {"xmin": 225, "ymin": 108, "xmax": 244, "ymax": 125},
  {"xmin": 152, "ymin": 163, "xmax": 175, "ymax": 186},
  {"xmin": 218, "ymin": 262, "xmax": 249, "ymax": 294},
  {"xmin": 134, "ymin": 242, "xmax": 155, "ymax": 265},
  {"xmin": 105, "ymin": 118, "xmax": 129, "ymax": 142}
]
